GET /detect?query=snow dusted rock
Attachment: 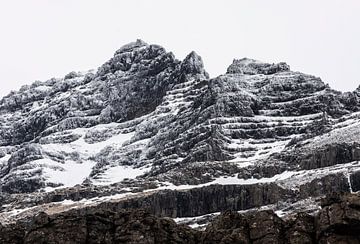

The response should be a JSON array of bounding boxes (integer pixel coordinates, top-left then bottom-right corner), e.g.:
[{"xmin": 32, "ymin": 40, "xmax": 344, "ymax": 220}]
[
  {"xmin": 1, "ymin": 40, "xmax": 360, "ymax": 228},
  {"xmin": 0, "ymin": 40, "xmax": 209, "ymax": 194},
  {"xmin": 227, "ymin": 58, "xmax": 290, "ymax": 75}
]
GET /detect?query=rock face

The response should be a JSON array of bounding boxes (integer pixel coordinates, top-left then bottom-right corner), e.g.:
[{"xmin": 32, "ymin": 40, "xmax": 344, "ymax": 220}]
[
  {"xmin": 2, "ymin": 193, "xmax": 360, "ymax": 244},
  {"xmin": 1, "ymin": 40, "xmax": 360, "ymax": 240},
  {"xmin": 94, "ymin": 183, "xmax": 295, "ymax": 218},
  {"xmin": 0, "ymin": 209, "xmax": 200, "ymax": 244}
]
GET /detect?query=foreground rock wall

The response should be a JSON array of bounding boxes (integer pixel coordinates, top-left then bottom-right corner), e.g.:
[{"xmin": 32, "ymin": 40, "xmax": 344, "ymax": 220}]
[{"xmin": 1, "ymin": 193, "xmax": 360, "ymax": 244}]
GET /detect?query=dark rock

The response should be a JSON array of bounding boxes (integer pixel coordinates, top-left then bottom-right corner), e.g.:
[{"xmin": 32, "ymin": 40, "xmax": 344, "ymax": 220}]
[
  {"xmin": 300, "ymin": 143, "xmax": 360, "ymax": 170},
  {"xmin": 202, "ymin": 210, "xmax": 250, "ymax": 243},
  {"xmin": 105, "ymin": 184, "xmax": 294, "ymax": 218},
  {"xmin": 285, "ymin": 213, "xmax": 315, "ymax": 244},
  {"xmin": 248, "ymin": 210, "xmax": 284, "ymax": 244},
  {"xmin": 350, "ymin": 170, "xmax": 360, "ymax": 192},
  {"xmin": 316, "ymin": 193, "xmax": 360, "ymax": 243},
  {"xmin": 299, "ymin": 173, "xmax": 350, "ymax": 199},
  {"xmin": 2, "ymin": 193, "xmax": 360, "ymax": 243},
  {"xmin": 1, "ymin": 209, "xmax": 200, "ymax": 244}
]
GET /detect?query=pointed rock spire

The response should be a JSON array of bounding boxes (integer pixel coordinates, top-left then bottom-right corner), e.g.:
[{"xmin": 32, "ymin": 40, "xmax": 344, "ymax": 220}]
[{"xmin": 180, "ymin": 51, "xmax": 209, "ymax": 79}]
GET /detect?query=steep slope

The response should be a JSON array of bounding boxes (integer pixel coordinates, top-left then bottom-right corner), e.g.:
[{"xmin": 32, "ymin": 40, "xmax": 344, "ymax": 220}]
[{"xmin": 1, "ymin": 41, "xmax": 360, "ymax": 226}]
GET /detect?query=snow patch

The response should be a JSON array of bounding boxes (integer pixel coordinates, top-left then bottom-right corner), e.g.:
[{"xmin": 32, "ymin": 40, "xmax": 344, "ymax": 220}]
[
  {"xmin": 93, "ymin": 165, "xmax": 148, "ymax": 186},
  {"xmin": 31, "ymin": 158, "xmax": 95, "ymax": 191},
  {"xmin": 157, "ymin": 170, "xmax": 297, "ymax": 191}
]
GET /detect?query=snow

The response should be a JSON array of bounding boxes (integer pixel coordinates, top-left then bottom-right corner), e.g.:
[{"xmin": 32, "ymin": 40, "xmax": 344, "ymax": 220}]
[
  {"xmin": 211, "ymin": 113, "xmax": 322, "ymax": 124},
  {"xmin": 34, "ymin": 85, "xmax": 52, "ymax": 92},
  {"xmin": 8, "ymin": 206, "xmax": 35, "ymax": 217},
  {"xmin": 272, "ymin": 93, "xmax": 322, "ymax": 106},
  {"xmin": 188, "ymin": 223, "xmax": 208, "ymax": 229},
  {"xmin": 173, "ymin": 212, "xmax": 220, "ymax": 229},
  {"xmin": 347, "ymin": 172, "xmax": 353, "ymax": 193},
  {"xmin": 93, "ymin": 165, "xmax": 148, "ymax": 185},
  {"xmin": 76, "ymin": 131, "xmax": 134, "ymax": 154},
  {"xmin": 227, "ymin": 138, "xmax": 292, "ymax": 166},
  {"xmin": 30, "ymin": 100, "xmax": 48, "ymax": 112},
  {"xmin": 54, "ymin": 91, "xmax": 71, "ymax": 101},
  {"xmin": 209, "ymin": 171, "xmax": 296, "ymax": 185},
  {"xmin": 61, "ymin": 199, "xmax": 77, "ymax": 205},
  {"xmin": 157, "ymin": 79, "xmax": 199, "ymax": 115},
  {"xmin": 0, "ymin": 154, "xmax": 11, "ymax": 164},
  {"xmin": 253, "ymin": 112, "xmax": 323, "ymax": 122},
  {"xmin": 156, "ymin": 170, "xmax": 297, "ymax": 192},
  {"xmin": 29, "ymin": 158, "xmax": 95, "ymax": 191},
  {"xmin": 38, "ymin": 124, "xmax": 137, "ymax": 190},
  {"xmin": 213, "ymin": 109, "xmax": 322, "ymax": 168},
  {"xmin": 42, "ymin": 128, "xmax": 134, "ymax": 156},
  {"xmin": 274, "ymin": 210, "xmax": 285, "ymax": 217}
]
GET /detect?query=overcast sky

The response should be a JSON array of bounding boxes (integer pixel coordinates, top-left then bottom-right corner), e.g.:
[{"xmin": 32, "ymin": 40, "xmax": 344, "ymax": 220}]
[{"xmin": 0, "ymin": 0, "xmax": 359, "ymax": 98}]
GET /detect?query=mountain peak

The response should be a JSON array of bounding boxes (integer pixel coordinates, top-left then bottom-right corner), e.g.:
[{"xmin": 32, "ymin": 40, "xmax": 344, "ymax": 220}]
[
  {"xmin": 98, "ymin": 40, "xmax": 171, "ymax": 75},
  {"xmin": 180, "ymin": 51, "xmax": 209, "ymax": 79},
  {"xmin": 226, "ymin": 58, "xmax": 290, "ymax": 75},
  {"xmin": 115, "ymin": 39, "xmax": 148, "ymax": 54}
]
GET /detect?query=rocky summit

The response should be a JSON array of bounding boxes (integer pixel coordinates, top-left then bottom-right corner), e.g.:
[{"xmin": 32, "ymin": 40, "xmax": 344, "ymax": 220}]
[{"xmin": 1, "ymin": 40, "xmax": 360, "ymax": 243}]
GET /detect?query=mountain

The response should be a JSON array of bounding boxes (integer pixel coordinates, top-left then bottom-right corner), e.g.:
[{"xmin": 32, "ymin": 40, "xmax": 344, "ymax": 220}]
[{"xmin": 1, "ymin": 40, "xmax": 360, "ymax": 239}]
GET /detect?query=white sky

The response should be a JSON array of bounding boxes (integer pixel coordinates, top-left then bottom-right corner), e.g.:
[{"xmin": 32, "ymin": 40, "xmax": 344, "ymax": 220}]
[{"xmin": 0, "ymin": 0, "xmax": 359, "ymax": 98}]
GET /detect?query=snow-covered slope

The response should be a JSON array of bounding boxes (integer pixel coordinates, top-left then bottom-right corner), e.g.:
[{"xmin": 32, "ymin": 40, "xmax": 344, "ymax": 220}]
[{"xmin": 1, "ymin": 40, "xmax": 360, "ymax": 223}]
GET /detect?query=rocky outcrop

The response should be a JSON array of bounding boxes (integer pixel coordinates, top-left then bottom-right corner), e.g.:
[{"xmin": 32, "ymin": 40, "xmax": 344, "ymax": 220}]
[
  {"xmin": 0, "ymin": 172, "xmax": 351, "ymax": 224},
  {"xmin": 0, "ymin": 209, "xmax": 200, "ymax": 244},
  {"xmin": 226, "ymin": 58, "xmax": 290, "ymax": 75},
  {"xmin": 98, "ymin": 184, "xmax": 294, "ymax": 218},
  {"xmin": 316, "ymin": 193, "xmax": 360, "ymax": 243},
  {"xmin": 2, "ymin": 193, "xmax": 360, "ymax": 244},
  {"xmin": 282, "ymin": 142, "xmax": 360, "ymax": 171}
]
